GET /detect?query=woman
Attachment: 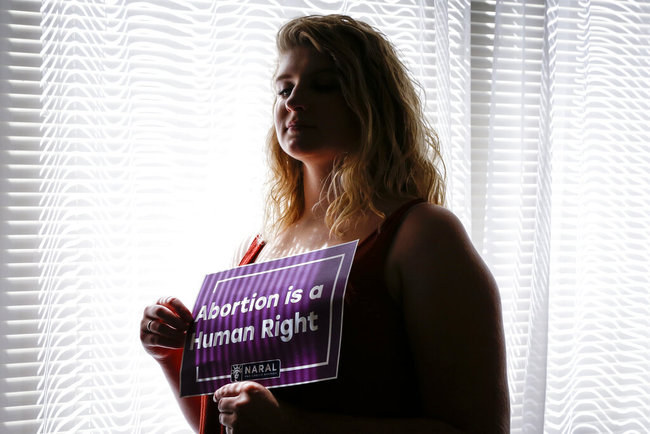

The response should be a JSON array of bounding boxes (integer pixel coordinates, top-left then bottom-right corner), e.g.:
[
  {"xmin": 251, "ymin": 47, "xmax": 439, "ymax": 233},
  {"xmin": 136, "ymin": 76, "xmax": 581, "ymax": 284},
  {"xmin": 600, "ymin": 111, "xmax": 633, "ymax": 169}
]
[{"xmin": 141, "ymin": 14, "xmax": 509, "ymax": 433}]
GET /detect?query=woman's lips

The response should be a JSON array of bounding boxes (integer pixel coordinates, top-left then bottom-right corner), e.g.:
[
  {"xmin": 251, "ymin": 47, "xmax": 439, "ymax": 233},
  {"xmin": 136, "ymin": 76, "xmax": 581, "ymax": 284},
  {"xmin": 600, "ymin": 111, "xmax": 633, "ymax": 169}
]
[{"xmin": 287, "ymin": 121, "xmax": 315, "ymax": 131}]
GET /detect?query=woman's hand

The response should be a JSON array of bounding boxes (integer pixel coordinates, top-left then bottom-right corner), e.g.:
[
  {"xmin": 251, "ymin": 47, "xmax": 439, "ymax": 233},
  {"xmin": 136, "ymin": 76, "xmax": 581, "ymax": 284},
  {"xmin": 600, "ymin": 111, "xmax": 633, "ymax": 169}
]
[
  {"xmin": 140, "ymin": 296, "xmax": 194, "ymax": 362},
  {"xmin": 214, "ymin": 381, "xmax": 288, "ymax": 434}
]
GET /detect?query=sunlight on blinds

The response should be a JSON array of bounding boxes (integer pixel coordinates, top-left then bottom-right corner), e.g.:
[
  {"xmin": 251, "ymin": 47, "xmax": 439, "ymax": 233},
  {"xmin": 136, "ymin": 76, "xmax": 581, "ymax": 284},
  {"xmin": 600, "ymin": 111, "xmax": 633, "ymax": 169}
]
[
  {"xmin": 543, "ymin": 1, "xmax": 650, "ymax": 431},
  {"xmin": 2, "ymin": 1, "xmax": 445, "ymax": 432},
  {"xmin": 2, "ymin": 1, "xmax": 48, "ymax": 432},
  {"xmin": 474, "ymin": 0, "xmax": 650, "ymax": 432},
  {"xmin": 34, "ymin": 1, "xmax": 274, "ymax": 431},
  {"xmin": 480, "ymin": 3, "xmax": 548, "ymax": 430}
]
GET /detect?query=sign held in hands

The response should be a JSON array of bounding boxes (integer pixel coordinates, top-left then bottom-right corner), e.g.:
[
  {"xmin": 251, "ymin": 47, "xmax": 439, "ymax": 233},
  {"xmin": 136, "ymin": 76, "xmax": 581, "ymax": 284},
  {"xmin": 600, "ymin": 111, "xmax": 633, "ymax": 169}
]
[{"xmin": 180, "ymin": 240, "xmax": 357, "ymax": 397}]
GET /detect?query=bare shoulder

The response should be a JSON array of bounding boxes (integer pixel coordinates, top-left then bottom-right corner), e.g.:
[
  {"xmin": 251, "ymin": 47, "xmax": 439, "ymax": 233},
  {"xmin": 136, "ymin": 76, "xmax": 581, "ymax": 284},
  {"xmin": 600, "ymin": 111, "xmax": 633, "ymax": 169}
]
[
  {"xmin": 388, "ymin": 201, "xmax": 498, "ymax": 305},
  {"xmin": 390, "ymin": 202, "xmax": 477, "ymax": 265},
  {"xmin": 398, "ymin": 202, "xmax": 466, "ymax": 236}
]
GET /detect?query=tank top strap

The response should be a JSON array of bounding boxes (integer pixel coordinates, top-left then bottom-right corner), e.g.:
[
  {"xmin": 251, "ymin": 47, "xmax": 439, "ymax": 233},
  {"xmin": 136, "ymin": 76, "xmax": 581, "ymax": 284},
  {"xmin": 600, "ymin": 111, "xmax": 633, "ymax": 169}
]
[
  {"xmin": 381, "ymin": 198, "xmax": 426, "ymax": 232},
  {"xmin": 238, "ymin": 234, "xmax": 266, "ymax": 266},
  {"xmin": 354, "ymin": 198, "xmax": 426, "ymax": 265},
  {"xmin": 371, "ymin": 198, "xmax": 426, "ymax": 245}
]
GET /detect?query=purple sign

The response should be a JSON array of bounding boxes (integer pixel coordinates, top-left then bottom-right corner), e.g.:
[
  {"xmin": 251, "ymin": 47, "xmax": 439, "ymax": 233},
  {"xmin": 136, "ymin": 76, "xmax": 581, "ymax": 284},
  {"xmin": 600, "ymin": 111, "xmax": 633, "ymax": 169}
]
[{"xmin": 180, "ymin": 240, "xmax": 358, "ymax": 397}]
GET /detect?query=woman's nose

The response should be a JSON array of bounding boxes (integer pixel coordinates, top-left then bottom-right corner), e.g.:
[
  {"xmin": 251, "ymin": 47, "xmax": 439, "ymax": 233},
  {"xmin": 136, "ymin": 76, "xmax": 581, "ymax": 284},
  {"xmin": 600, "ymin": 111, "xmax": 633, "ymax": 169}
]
[{"xmin": 285, "ymin": 87, "xmax": 306, "ymax": 112}]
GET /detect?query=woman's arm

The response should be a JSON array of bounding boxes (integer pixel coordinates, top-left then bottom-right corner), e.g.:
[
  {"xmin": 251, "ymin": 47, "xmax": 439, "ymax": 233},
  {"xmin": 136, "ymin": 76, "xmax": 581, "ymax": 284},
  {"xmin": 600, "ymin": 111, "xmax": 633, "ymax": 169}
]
[
  {"xmin": 140, "ymin": 297, "xmax": 202, "ymax": 432},
  {"xmin": 388, "ymin": 203, "xmax": 510, "ymax": 432}
]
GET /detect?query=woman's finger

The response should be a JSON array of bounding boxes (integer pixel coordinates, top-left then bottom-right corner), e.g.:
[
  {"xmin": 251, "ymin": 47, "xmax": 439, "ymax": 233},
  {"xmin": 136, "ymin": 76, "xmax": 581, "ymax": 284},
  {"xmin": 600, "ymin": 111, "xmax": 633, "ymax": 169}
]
[
  {"xmin": 216, "ymin": 395, "xmax": 238, "ymax": 413},
  {"xmin": 140, "ymin": 318, "xmax": 184, "ymax": 345},
  {"xmin": 215, "ymin": 389, "xmax": 240, "ymax": 429},
  {"xmin": 214, "ymin": 382, "xmax": 240, "ymax": 403},
  {"xmin": 219, "ymin": 411, "xmax": 236, "ymax": 428},
  {"xmin": 142, "ymin": 318, "xmax": 186, "ymax": 340},
  {"xmin": 157, "ymin": 296, "xmax": 194, "ymax": 323},
  {"xmin": 143, "ymin": 303, "xmax": 191, "ymax": 331}
]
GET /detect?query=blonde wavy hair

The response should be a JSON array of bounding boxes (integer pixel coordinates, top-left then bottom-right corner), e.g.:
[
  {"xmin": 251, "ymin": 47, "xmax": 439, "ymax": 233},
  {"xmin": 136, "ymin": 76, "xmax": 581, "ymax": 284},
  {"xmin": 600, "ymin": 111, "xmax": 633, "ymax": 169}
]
[{"xmin": 265, "ymin": 14, "xmax": 446, "ymax": 238}]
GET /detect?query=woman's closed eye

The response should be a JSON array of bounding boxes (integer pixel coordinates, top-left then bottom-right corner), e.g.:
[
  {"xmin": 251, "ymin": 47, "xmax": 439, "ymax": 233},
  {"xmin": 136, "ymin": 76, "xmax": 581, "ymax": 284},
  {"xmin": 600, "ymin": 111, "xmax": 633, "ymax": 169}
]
[
  {"xmin": 277, "ymin": 86, "xmax": 293, "ymax": 97},
  {"xmin": 276, "ymin": 79, "xmax": 339, "ymax": 98}
]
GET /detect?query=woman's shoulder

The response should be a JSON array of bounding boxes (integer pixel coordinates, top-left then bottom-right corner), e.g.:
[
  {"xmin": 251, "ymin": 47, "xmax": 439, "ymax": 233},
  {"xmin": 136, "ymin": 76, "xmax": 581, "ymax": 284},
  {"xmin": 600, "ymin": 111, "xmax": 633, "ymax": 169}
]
[
  {"xmin": 390, "ymin": 202, "xmax": 491, "ymax": 284},
  {"xmin": 397, "ymin": 202, "xmax": 470, "ymax": 247}
]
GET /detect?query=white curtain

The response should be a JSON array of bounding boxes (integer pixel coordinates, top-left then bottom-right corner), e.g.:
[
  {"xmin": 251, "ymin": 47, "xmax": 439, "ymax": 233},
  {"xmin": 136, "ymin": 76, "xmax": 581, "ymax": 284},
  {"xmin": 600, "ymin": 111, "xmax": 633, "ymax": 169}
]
[
  {"xmin": 479, "ymin": 1, "xmax": 650, "ymax": 432},
  {"xmin": 1, "ymin": 0, "xmax": 649, "ymax": 432}
]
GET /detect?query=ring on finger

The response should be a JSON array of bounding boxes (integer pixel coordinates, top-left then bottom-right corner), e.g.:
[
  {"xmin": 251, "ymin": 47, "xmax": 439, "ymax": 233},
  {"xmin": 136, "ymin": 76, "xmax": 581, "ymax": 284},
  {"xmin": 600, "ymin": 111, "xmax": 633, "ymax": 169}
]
[{"xmin": 146, "ymin": 319, "xmax": 154, "ymax": 333}]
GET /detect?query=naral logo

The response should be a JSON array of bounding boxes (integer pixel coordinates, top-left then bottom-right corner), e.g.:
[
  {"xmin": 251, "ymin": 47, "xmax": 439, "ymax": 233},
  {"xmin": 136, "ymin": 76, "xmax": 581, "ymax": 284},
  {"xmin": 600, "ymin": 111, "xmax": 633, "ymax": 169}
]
[
  {"xmin": 231, "ymin": 364, "xmax": 243, "ymax": 382},
  {"xmin": 231, "ymin": 359, "xmax": 281, "ymax": 382}
]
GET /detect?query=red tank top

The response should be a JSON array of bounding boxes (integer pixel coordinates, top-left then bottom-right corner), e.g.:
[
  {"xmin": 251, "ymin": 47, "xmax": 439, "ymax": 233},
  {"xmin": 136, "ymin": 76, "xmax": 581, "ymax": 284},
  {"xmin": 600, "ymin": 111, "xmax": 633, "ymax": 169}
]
[{"xmin": 199, "ymin": 199, "xmax": 425, "ymax": 432}]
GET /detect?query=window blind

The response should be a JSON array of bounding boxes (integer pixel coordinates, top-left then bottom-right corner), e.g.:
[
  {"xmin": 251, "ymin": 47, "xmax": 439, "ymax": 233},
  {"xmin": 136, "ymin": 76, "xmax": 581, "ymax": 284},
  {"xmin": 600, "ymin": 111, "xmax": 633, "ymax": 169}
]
[
  {"xmin": 2, "ymin": 1, "xmax": 447, "ymax": 432},
  {"xmin": 472, "ymin": 1, "xmax": 650, "ymax": 432},
  {"xmin": 541, "ymin": 1, "xmax": 650, "ymax": 432},
  {"xmin": 471, "ymin": 2, "xmax": 548, "ymax": 430},
  {"xmin": 2, "ymin": 0, "xmax": 48, "ymax": 432}
]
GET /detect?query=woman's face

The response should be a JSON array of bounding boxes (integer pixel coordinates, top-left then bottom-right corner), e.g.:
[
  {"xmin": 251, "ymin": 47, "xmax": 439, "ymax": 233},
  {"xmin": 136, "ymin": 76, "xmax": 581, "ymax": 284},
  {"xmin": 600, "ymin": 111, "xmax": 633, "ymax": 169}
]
[{"xmin": 273, "ymin": 45, "xmax": 359, "ymax": 169}]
